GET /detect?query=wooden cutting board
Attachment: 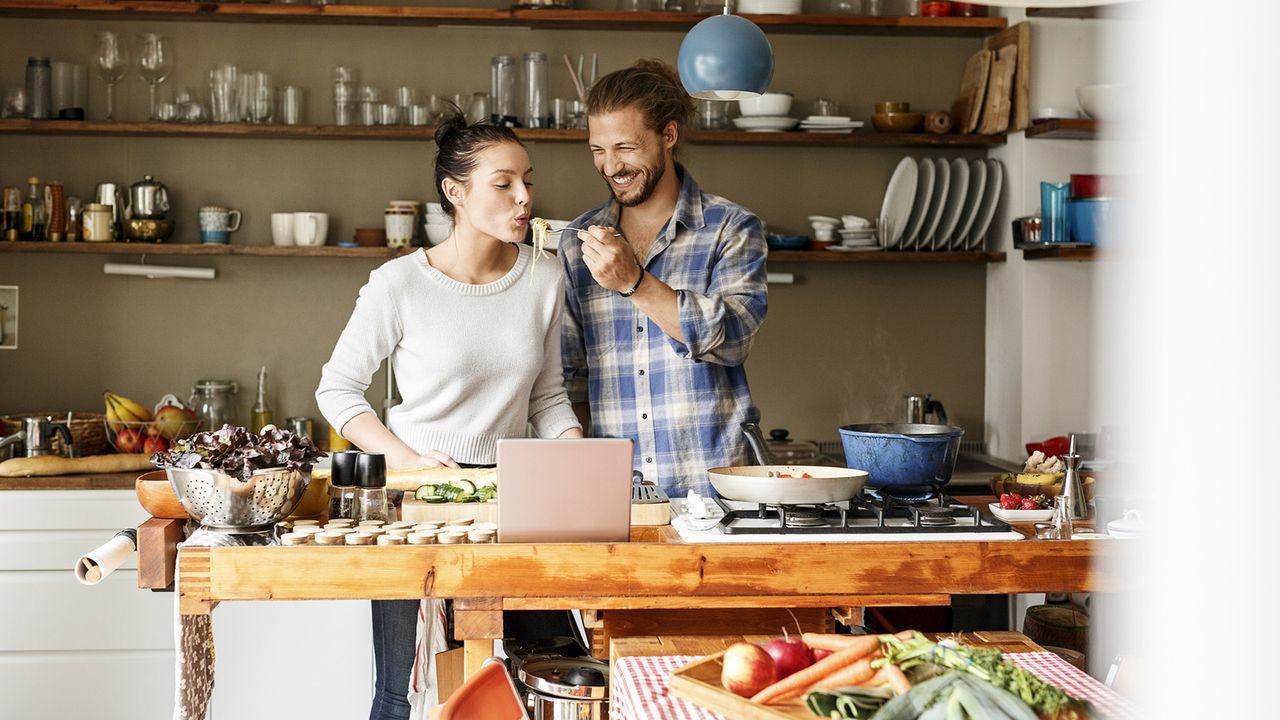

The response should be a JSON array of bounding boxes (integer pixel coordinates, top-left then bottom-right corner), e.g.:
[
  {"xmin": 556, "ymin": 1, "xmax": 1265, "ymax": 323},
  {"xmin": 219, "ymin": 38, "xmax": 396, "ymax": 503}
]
[
  {"xmin": 312, "ymin": 465, "xmax": 496, "ymax": 493},
  {"xmin": 984, "ymin": 20, "xmax": 1031, "ymax": 132},
  {"xmin": 401, "ymin": 496, "xmax": 496, "ymax": 525},
  {"xmin": 951, "ymin": 48, "xmax": 992, "ymax": 134},
  {"xmin": 977, "ymin": 43, "xmax": 1018, "ymax": 135},
  {"xmin": 668, "ymin": 650, "xmax": 810, "ymax": 719}
]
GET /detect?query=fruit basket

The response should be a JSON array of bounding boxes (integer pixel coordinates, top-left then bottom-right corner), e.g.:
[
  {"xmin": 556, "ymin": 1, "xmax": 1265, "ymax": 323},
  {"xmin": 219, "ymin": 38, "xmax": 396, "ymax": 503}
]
[{"xmin": 104, "ymin": 417, "xmax": 201, "ymax": 454}]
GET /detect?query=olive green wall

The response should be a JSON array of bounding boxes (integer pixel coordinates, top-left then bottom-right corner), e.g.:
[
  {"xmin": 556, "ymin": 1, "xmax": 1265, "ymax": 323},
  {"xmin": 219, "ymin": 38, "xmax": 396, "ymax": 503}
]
[{"xmin": 0, "ymin": 11, "xmax": 989, "ymax": 445}]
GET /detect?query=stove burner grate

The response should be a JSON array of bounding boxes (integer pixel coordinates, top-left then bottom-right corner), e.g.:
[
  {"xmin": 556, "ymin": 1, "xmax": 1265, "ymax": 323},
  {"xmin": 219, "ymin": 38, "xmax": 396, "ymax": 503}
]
[{"xmin": 715, "ymin": 493, "xmax": 1010, "ymax": 535}]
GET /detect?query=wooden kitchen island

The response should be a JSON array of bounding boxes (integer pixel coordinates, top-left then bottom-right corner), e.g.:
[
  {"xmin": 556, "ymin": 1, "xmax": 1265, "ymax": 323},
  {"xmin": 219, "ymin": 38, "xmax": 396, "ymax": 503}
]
[{"xmin": 163, "ymin": 517, "xmax": 1122, "ymax": 681}]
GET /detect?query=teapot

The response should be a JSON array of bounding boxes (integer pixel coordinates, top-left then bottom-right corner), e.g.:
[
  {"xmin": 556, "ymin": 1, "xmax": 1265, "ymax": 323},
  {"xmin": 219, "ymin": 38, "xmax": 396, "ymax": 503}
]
[
  {"xmin": 904, "ymin": 393, "xmax": 948, "ymax": 425},
  {"xmin": 127, "ymin": 175, "xmax": 170, "ymax": 220}
]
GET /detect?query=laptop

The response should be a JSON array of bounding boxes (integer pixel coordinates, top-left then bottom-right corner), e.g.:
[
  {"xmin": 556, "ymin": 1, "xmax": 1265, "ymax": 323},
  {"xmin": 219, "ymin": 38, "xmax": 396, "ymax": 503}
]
[{"xmin": 496, "ymin": 438, "xmax": 633, "ymax": 543}]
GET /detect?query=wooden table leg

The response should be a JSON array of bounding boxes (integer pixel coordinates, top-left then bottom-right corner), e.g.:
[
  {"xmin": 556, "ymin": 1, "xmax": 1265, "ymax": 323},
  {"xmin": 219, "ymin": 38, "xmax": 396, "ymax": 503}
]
[{"xmin": 454, "ymin": 598, "xmax": 502, "ymax": 680}]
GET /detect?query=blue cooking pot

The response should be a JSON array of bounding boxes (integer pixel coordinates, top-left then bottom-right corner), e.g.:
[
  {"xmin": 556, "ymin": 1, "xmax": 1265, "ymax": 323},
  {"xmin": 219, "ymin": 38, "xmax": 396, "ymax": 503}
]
[{"xmin": 837, "ymin": 423, "xmax": 964, "ymax": 499}]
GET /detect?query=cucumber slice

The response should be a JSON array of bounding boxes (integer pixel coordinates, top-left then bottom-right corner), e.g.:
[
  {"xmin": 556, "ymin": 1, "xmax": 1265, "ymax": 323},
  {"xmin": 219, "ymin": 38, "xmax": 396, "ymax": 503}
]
[
  {"xmin": 421, "ymin": 496, "xmax": 448, "ymax": 504},
  {"xmin": 454, "ymin": 493, "xmax": 477, "ymax": 504},
  {"xmin": 414, "ymin": 484, "xmax": 437, "ymax": 501},
  {"xmin": 454, "ymin": 478, "xmax": 476, "ymax": 494}
]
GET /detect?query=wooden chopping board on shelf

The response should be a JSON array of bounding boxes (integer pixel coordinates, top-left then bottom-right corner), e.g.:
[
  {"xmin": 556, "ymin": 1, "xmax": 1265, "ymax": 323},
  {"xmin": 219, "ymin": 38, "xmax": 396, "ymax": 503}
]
[
  {"xmin": 983, "ymin": 20, "xmax": 1031, "ymax": 132},
  {"xmin": 977, "ymin": 43, "xmax": 1019, "ymax": 135},
  {"xmin": 951, "ymin": 48, "xmax": 992, "ymax": 134}
]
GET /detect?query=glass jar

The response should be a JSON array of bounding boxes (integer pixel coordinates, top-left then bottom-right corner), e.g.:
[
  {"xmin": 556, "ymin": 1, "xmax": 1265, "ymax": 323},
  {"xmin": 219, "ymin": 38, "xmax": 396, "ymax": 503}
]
[
  {"xmin": 522, "ymin": 52, "xmax": 549, "ymax": 129},
  {"xmin": 189, "ymin": 379, "xmax": 240, "ymax": 432},
  {"xmin": 353, "ymin": 452, "xmax": 388, "ymax": 523},
  {"xmin": 491, "ymin": 54, "xmax": 518, "ymax": 126}
]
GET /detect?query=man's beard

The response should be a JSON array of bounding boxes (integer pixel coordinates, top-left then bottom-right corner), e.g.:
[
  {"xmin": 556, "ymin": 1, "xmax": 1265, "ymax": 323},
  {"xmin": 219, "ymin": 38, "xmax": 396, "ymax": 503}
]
[{"xmin": 607, "ymin": 158, "xmax": 665, "ymax": 208}]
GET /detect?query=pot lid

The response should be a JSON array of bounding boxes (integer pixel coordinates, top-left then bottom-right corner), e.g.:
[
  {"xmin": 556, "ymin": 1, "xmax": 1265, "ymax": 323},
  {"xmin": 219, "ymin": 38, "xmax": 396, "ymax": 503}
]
[
  {"xmin": 518, "ymin": 657, "xmax": 609, "ymax": 699},
  {"xmin": 765, "ymin": 428, "xmax": 822, "ymax": 463}
]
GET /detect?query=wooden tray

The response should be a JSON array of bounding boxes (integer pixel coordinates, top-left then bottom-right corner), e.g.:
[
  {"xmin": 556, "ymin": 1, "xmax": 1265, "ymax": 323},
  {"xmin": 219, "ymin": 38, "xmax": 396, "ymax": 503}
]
[
  {"xmin": 401, "ymin": 496, "xmax": 497, "ymax": 525},
  {"xmin": 668, "ymin": 650, "xmax": 811, "ymax": 719}
]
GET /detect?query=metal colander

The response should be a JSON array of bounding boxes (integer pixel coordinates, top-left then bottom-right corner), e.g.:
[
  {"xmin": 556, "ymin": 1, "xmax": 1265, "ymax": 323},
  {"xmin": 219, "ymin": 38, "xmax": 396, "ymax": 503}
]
[{"xmin": 166, "ymin": 466, "xmax": 308, "ymax": 531}]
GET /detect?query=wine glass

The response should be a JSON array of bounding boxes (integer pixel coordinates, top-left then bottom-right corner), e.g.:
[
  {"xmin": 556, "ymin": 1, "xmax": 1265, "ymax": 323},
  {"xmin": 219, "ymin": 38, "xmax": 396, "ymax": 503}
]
[
  {"xmin": 136, "ymin": 33, "xmax": 173, "ymax": 121},
  {"xmin": 93, "ymin": 31, "xmax": 129, "ymax": 121}
]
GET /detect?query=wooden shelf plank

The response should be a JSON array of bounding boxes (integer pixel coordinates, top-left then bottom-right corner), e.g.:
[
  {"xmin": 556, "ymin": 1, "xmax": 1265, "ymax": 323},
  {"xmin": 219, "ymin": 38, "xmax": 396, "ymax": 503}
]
[
  {"xmin": 0, "ymin": 119, "xmax": 1007, "ymax": 148},
  {"xmin": 0, "ymin": 241, "xmax": 404, "ymax": 258},
  {"xmin": 1, "ymin": 242, "xmax": 1005, "ymax": 263},
  {"xmin": 1020, "ymin": 245, "xmax": 1096, "ymax": 261},
  {"xmin": 1026, "ymin": 3, "xmax": 1135, "ymax": 20},
  {"xmin": 0, "ymin": 1, "xmax": 1006, "ymax": 35},
  {"xmin": 1025, "ymin": 118, "xmax": 1100, "ymax": 140}
]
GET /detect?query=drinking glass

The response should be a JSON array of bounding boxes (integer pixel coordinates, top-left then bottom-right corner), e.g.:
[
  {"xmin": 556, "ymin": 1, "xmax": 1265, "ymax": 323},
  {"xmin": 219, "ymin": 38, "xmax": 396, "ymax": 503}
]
[
  {"xmin": 248, "ymin": 71, "xmax": 274, "ymax": 123},
  {"xmin": 94, "ymin": 31, "xmax": 129, "ymax": 121},
  {"xmin": 136, "ymin": 33, "xmax": 173, "ymax": 121}
]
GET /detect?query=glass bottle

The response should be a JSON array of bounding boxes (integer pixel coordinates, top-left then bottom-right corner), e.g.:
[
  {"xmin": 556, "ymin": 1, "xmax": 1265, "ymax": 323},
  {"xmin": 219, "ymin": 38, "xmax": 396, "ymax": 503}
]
[
  {"xmin": 251, "ymin": 365, "xmax": 274, "ymax": 433},
  {"xmin": 354, "ymin": 452, "xmax": 388, "ymax": 523},
  {"xmin": 491, "ymin": 54, "xmax": 519, "ymax": 126},
  {"xmin": 21, "ymin": 177, "xmax": 41, "ymax": 241},
  {"xmin": 1051, "ymin": 495, "xmax": 1074, "ymax": 541},
  {"xmin": 522, "ymin": 52, "xmax": 548, "ymax": 129},
  {"xmin": 327, "ymin": 451, "xmax": 360, "ymax": 520},
  {"xmin": 189, "ymin": 379, "xmax": 240, "ymax": 432}
]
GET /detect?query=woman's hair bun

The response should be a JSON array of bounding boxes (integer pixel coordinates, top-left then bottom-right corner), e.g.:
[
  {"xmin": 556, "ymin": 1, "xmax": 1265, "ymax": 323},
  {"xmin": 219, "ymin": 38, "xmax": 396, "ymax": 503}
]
[{"xmin": 433, "ymin": 107, "xmax": 467, "ymax": 148}]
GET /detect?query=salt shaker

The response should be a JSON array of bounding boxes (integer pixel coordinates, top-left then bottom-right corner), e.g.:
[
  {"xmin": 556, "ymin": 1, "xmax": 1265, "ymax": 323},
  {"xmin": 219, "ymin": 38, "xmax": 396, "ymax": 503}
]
[
  {"xmin": 1051, "ymin": 495, "xmax": 1073, "ymax": 540},
  {"xmin": 354, "ymin": 452, "xmax": 388, "ymax": 523}
]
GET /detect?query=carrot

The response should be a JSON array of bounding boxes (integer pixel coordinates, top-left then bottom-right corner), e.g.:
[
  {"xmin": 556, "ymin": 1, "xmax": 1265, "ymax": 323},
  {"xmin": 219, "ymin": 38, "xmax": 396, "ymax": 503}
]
[
  {"xmin": 802, "ymin": 632, "xmax": 881, "ymax": 653},
  {"xmin": 877, "ymin": 664, "xmax": 912, "ymax": 695},
  {"xmin": 751, "ymin": 635, "xmax": 881, "ymax": 705},
  {"xmin": 810, "ymin": 653, "xmax": 879, "ymax": 690}
]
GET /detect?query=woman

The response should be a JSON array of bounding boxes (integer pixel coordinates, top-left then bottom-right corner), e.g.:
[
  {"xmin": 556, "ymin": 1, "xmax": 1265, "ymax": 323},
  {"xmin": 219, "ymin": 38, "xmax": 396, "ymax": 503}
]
[{"xmin": 316, "ymin": 112, "xmax": 582, "ymax": 720}]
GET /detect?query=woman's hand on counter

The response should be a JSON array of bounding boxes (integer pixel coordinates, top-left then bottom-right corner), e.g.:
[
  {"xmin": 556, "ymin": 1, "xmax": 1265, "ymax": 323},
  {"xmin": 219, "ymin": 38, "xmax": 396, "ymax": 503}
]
[{"xmin": 388, "ymin": 448, "xmax": 459, "ymax": 470}]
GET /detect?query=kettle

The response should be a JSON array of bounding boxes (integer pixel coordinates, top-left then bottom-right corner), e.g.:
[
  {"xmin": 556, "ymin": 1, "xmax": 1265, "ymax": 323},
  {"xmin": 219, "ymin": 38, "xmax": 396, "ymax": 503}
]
[
  {"xmin": 0, "ymin": 416, "xmax": 74, "ymax": 459},
  {"xmin": 127, "ymin": 175, "xmax": 170, "ymax": 220},
  {"xmin": 904, "ymin": 394, "xmax": 948, "ymax": 425}
]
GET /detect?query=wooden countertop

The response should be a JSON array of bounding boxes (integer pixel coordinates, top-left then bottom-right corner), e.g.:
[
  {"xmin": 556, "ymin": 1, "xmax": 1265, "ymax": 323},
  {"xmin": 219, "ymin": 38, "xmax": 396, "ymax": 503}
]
[{"xmin": 0, "ymin": 470, "xmax": 138, "ymax": 490}]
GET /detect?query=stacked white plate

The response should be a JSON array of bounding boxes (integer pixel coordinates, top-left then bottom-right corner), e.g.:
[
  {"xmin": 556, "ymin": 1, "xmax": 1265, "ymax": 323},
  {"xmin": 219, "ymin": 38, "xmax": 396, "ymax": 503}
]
[
  {"xmin": 737, "ymin": 0, "xmax": 802, "ymax": 13},
  {"xmin": 799, "ymin": 115, "xmax": 864, "ymax": 134},
  {"xmin": 877, "ymin": 155, "xmax": 1004, "ymax": 251},
  {"xmin": 732, "ymin": 116, "xmax": 798, "ymax": 132}
]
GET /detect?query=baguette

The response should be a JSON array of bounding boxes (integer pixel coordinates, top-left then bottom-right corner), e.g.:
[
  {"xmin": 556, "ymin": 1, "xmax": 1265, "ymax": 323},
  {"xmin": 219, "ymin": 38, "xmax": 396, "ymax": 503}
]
[
  {"xmin": 0, "ymin": 453, "xmax": 153, "ymax": 478},
  {"xmin": 312, "ymin": 465, "xmax": 496, "ymax": 492}
]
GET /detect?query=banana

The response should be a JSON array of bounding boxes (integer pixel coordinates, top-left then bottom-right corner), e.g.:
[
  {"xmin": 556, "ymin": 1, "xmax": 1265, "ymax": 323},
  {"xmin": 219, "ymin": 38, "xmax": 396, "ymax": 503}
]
[
  {"xmin": 104, "ymin": 391, "xmax": 153, "ymax": 423},
  {"xmin": 104, "ymin": 394, "xmax": 124, "ymax": 432}
]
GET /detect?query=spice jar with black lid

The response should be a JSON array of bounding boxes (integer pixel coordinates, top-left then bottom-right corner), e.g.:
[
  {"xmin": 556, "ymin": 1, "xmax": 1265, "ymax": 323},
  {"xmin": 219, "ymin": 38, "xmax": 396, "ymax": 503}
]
[
  {"xmin": 327, "ymin": 450, "xmax": 360, "ymax": 520},
  {"xmin": 353, "ymin": 452, "xmax": 388, "ymax": 523}
]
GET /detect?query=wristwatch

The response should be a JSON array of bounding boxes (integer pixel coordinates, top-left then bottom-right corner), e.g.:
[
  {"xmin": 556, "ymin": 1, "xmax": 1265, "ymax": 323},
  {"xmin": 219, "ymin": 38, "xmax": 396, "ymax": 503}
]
[{"xmin": 618, "ymin": 266, "xmax": 644, "ymax": 297}]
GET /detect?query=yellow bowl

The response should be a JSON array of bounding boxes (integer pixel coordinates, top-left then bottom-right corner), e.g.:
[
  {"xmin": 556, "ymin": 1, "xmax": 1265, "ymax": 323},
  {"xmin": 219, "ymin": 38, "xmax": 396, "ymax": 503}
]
[
  {"xmin": 990, "ymin": 473, "xmax": 1096, "ymax": 502},
  {"xmin": 872, "ymin": 112, "xmax": 925, "ymax": 133}
]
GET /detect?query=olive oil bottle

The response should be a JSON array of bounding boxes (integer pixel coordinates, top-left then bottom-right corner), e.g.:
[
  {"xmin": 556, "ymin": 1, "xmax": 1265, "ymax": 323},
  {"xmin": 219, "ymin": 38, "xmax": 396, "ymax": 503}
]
[{"xmin": 251, "ymin": 365, "xmax": 274, "ymax": 433}]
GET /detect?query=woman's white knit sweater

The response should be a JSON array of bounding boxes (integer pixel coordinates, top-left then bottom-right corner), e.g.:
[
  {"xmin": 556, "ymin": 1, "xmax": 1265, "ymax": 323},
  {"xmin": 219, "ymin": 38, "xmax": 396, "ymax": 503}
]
[{"xmin": 316, "ymin": 244, "xmax": 580, "ymax": 464}]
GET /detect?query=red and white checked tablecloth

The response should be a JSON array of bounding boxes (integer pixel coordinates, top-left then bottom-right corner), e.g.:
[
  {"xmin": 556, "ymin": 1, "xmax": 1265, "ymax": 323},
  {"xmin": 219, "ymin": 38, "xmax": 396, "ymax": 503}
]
[{"xmin": 613, "ymin": 652, "xmax": 1138, "ymax": 720}]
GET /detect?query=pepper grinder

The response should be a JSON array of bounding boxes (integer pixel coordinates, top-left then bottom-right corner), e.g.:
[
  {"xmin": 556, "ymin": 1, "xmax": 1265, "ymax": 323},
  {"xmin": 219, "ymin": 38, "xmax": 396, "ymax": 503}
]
[{"xmin": 1061, "ymin": 435, "xmax": 1089, "ymax": 520}]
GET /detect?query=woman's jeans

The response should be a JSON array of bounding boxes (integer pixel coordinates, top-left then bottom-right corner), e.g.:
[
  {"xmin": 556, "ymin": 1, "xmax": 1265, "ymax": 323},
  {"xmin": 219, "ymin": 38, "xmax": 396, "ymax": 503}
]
[{"xmin": 369, "ymin": 599, "xmax": 419, "ymax": 720}]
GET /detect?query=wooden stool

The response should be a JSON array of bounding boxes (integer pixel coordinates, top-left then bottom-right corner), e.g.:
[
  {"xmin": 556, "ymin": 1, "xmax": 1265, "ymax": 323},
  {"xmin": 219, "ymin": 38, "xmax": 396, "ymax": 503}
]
[{"xmin": 1023, "ymin": 603, "xmax": 1089, "ymax": 655}]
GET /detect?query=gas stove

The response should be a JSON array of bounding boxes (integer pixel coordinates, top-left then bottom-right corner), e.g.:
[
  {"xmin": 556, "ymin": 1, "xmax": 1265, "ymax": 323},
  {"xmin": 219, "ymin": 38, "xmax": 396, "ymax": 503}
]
[{"xmin": 670, "ymin": 493, "xmax": 1024, "ymax": 543}]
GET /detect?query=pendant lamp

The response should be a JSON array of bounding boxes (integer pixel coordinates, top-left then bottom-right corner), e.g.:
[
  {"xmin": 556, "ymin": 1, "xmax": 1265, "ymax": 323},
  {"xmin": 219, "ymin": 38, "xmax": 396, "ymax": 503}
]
[{"xmin": 677, "ymin": 1, "xmax": 774, "ymax": 100}]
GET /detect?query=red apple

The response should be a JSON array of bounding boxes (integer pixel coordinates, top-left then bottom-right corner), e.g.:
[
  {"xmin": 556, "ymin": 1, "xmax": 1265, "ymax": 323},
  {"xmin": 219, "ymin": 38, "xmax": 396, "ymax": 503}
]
[
  {"xmin": 720, "ymin": 642, "xmax": 777, "ymax": 697},
  {"xmin": 763, "ymin": 636, "xmax": 814, "ymax": 679},
  {"xmin": 813, "ymin": 648, "xmax": 834, "ymax": 662},
  {"xmin": 143, "ymin": 431, "xmax": 169, "ymax": 455},
  {"xmin": 115, "ymin": 426, "xmax": 144, "ymax": 453}
]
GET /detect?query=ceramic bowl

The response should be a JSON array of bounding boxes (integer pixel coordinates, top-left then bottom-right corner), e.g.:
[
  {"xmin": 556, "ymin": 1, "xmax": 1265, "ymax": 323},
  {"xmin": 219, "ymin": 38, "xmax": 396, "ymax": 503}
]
[
  {"xmin": 873, "ymin": 101, "xmax": 910, "ymax": 114},
  {"xmin": 354, "ymin": 227, "xmax": 387, "ymax": 247},
  {"xmin": 424, "ymin": 222, "xmax": 452, "ymax": 245},
  {"xmin": 738, "ymin": 93, "xmax": 793, "ymax": 117},
  {"xmin": 122, "ymin": 218, "xmax": 176, "ymax": 243},
  {"xmin": 1075, "ymin": 83, "xmax": 1124, "ymax": 122},
  {"xmin": 990, "ymin": 473, "xmax": 1096, "ymax": 502},
  {"xmin": 872, "ymin": 112, "xmax": 925, "ymax": 133}
]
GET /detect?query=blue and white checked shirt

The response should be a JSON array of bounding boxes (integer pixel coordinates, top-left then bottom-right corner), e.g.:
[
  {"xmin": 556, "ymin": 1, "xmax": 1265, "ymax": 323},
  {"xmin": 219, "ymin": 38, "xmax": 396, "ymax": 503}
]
[{"xmin": 560, "ymin": 167, "xmax": 769, "ymax": 496}]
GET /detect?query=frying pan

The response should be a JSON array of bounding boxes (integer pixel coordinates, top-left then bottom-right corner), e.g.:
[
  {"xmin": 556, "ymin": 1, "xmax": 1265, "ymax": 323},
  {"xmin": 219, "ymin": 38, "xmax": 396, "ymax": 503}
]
[{"xmin": 704, "ymin": 422, "xmax": 868, "ymax": 505}]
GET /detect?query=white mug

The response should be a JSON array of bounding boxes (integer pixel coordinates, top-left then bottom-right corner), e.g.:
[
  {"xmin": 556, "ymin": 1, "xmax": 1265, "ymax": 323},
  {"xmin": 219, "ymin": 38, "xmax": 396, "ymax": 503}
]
[
  {"xmin": 292, "ymin": 212, "xmax": 328, "ymax": 247},
  {"xmin": 271, "ymin": 213, "xmax": 295, "ymax": 247}
]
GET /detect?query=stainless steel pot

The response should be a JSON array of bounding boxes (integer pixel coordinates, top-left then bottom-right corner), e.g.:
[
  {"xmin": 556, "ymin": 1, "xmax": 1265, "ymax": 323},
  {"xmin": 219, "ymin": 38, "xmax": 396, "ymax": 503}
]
[{"xmin": 518, "ymin": 657, "xmax": 609, "ymax": 720}]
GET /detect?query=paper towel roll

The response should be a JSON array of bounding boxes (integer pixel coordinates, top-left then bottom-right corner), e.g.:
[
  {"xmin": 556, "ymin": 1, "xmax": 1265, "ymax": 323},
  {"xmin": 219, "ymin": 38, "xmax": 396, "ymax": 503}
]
[{"xmin": 75, "ymin": 529, "xmax": 137, "ymax": 585}]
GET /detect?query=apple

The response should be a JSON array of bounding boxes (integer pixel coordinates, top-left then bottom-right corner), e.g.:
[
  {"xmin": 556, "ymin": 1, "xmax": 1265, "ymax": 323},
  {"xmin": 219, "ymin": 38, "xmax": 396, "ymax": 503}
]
[
  {"xmin": 154, "ymin": 404, "xmax": 199, "ymax": 440},
  {"xmin": 763, "ymin": 636, "xmax": 813, "ymax": 679},
  {"xmin": 143, "ymin": 430, "xmax": 169, "ymax": 455},
  {"xmin": 115, "ymin": 426, "xmax": 144, "ymax": 453},
  {"xmin": 720, "ymin": 642, "xmax": 776, "ymax": 697}
]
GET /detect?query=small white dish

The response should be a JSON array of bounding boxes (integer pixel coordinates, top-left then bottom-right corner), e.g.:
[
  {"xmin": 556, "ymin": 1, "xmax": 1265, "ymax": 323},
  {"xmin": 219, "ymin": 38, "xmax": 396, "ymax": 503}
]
[
  {"xmin": 808, "ymin": 215, "xmax": 840, "ymax": 225},
  {"xmin": 1107, "ymin": 509, "xmax": 1145, "ymax": 539},
  {"xmin": 988, "ymin": 503, "xmax": 1054, "ymax": 523},
  {"xmin": 842, "ymin": 215, "xmax": 871, "ymax": 230},
  {"xmin": 1068, "ymin": 530, "xmax": 1110, "ymax": 540},
  {"xmin": 732, "ymin": 116, "xmax": 799, "ymax": 132},
  {"xmin": 802, "ymin": 115, "xmax": 853, "ymax": 124}
]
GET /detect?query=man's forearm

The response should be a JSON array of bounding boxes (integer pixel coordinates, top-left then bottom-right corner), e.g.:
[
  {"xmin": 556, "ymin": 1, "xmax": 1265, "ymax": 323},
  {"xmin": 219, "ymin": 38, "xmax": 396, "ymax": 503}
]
[
  {"xmin": 572, "ymin": 402, "xmax": 592, "ymax": 436},
  {"xmin": 626, "ymin": 270, "xmax": 685, "ymax": 343}
]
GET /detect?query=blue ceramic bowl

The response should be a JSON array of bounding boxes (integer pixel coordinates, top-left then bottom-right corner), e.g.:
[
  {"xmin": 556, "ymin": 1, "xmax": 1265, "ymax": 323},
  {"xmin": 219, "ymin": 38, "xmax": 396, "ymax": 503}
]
[
  {"xmin": 837, "ymin": 423, "xmax": 964, "ymax": 500},
  {"xmin": 767, "ymin": 234, "xmax": 810, "ymax": 251},
  {"xmin": 1067, "ymin": 197, "xmax": 1110, "ymax": 245}
]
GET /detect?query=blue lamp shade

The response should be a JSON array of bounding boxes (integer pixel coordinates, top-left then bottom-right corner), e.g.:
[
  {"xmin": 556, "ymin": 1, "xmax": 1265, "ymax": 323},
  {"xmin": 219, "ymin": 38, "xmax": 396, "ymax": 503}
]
[{"xmin": 677, "ymin": 14, "xmax": 775, "ymax": 100}]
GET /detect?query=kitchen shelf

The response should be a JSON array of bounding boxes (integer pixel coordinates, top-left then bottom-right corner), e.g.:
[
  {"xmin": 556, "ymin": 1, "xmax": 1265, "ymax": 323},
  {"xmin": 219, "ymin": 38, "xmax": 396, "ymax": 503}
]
[
  {"xmin": 0, "ymin": 241, "xmax": 402, "ymax": 258},
  {"xmin": 1019, "ymin": 245, "xmax": 1096, "ymax": 261},
  {"xmin": 1, "ymin": 242, "xmax": 1006, "ymax": 263},
  {"xmin": 1026, "ymin": 3, "xmax": 1135, "ymax": 20},
  {"xmin": 0, "ymin": 119, "xmax": 1008, "ymax": 148},
  {"xmin": 1024, "ymin": 118, "xmax": 1100, "ymax": 140},
  {"xmin": 0, "ymin": 1, "xmax": 1006, "ymax": 36}
]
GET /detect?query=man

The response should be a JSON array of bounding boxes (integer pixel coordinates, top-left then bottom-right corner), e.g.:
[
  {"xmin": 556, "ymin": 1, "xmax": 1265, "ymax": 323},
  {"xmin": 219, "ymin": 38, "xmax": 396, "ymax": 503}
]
[{"xmin": 560, "ymin": 59, "xmax": 769, "ymax": 496}]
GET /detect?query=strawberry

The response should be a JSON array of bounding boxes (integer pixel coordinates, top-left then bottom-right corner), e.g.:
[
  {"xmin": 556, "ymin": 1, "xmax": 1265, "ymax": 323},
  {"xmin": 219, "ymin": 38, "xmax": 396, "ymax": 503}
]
[
  {"xmin": 999, "ymin": 494, "xmax": 1021, "ymax": 510},
  {"xmin": 1021, "ymin": 498, "xmax": 1041, "ymax": 511}
]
